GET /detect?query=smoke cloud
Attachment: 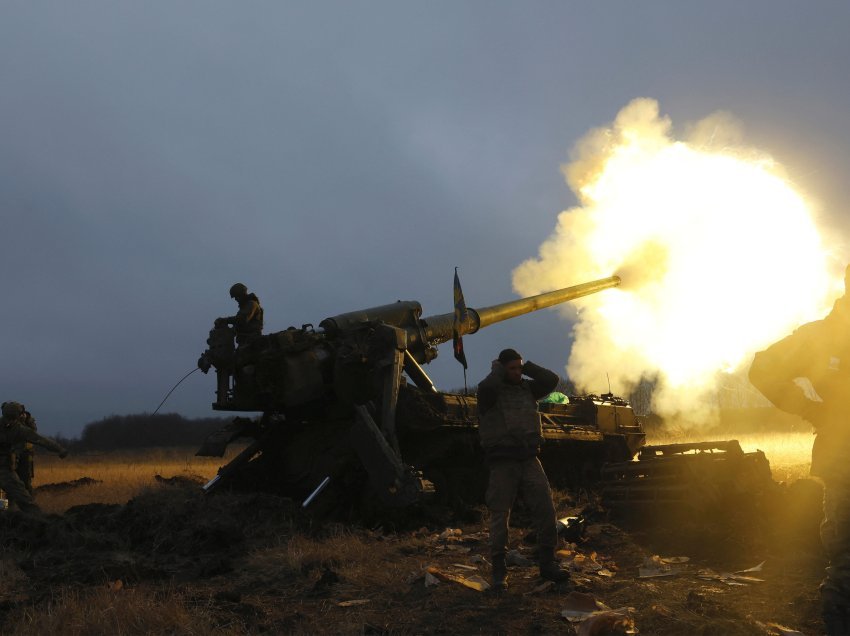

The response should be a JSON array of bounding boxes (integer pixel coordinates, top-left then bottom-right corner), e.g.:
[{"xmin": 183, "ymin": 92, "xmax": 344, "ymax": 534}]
[{"xmin": 513, "ymin": 98, "xmax": 843, "ymax": 425}]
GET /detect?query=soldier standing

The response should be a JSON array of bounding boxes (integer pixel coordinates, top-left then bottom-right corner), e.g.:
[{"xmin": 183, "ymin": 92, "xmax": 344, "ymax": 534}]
[
  {"xmin": 0, "ymin": 402, "xmax": 68, "ymax": 513},
  {"xmin": 477, "ymin": 348, "xmax": 570, "ymax": 592},
  {"xmin": 13, "ymin": 407, "xmax": 37, "ymax": 494},
  {"xmin": 749, "ymin": 266, "xmax": 850, "ymax": 635},
  {"xmin": 216, "ymin": 283, "xmax": 264, "ymax": 347}
]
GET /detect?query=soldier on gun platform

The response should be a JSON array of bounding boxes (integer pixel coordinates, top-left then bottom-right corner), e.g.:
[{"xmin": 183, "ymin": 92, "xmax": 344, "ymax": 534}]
[
  {"xmin": 216, "ymin": 283, "xmax": 264, "ymax": 347},
  {"xmin": 749, "ymin": 265, "xmax": 850, "ymax": 635},
  {"xmin": 477, "ymin": 348, "xmax": 571, "ymax": 592},
  {"xmin": 0, "ymin": 401, "xmax": 68, "ymax": 513}
]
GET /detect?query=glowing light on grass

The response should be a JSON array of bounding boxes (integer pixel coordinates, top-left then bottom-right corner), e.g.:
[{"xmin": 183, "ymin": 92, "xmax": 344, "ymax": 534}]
[{"xmin": 513, "ymin": 98, "xmax": 843, "ymax": 422}]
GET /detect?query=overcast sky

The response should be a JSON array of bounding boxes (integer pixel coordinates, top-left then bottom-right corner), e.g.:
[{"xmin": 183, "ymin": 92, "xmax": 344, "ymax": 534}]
[{"xmin": 2, "ymin": 2, "xmax": 849, "ymax": 436}]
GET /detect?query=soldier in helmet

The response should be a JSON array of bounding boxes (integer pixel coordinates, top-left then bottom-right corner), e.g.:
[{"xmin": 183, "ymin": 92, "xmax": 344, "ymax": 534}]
[
  {"xmin": 0, "ymin": 401, "xmax": 68, "ymax": 513},
  {"xmin": 749, "ymin": 265, "xmax": 850, "ymax": 635},
  {"xmin": 216, "ymin": 283, "xmax": 264, "ymax": 347},
  {"xmin": 477, "ymin": 348, "xmax": 571, "ymax": 592}
]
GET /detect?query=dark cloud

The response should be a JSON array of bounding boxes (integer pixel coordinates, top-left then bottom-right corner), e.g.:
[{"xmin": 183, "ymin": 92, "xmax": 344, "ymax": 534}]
[{"xmin": 2, "ymin": 2, "xmax": 849, "ymax": 434}]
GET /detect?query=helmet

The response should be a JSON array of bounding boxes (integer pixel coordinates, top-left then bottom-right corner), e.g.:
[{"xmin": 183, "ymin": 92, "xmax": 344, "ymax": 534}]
[
  {"xmin": 229, "ymin": 283, "xmax": 248, "ymax": 298},
  {"xmin": 1, "ymin": 401, "xmax": 24, "ymax": 420}
]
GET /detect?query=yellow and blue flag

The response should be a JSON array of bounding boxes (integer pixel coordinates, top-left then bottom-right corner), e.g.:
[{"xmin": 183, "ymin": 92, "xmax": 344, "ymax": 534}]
[{"xmin": 453, "ymin": 268, "xmax": 469, "ymax": 369}]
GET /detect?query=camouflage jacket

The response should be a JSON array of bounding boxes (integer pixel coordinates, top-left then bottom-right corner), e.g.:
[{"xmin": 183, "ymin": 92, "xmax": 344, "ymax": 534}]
[
  {"xmin": 477, "ymin": 361, "xmax": 559, "ymax": 459},
  {"xmin": 0, "ymin": 417, "xmax": 66, "ymax": 459},
  {"xmin": 12, "ymin": 412, "xmax": 36, "ymax": 453},
  {"xmin": 749, "ymin": 309, "xmax": 850, "ymax": 478},
  {"xmin": 225, "ymin": 293, "xmax": 264, "ymax": 342}
]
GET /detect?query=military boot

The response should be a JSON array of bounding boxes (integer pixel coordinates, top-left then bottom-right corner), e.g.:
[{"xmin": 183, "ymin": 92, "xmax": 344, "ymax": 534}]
[
  {"xmin": 491, "ymin": 554, "xmax": 508, "ymax": 593},
  {"xmin": 539, "ymin": 553, "xmax": 571, "ymax": 583}
]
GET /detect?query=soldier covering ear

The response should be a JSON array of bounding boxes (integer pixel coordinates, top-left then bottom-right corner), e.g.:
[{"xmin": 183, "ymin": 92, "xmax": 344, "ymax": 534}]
[{"xmin": 477, "ymin": 350, "xmax": 570, "ymax": 591}]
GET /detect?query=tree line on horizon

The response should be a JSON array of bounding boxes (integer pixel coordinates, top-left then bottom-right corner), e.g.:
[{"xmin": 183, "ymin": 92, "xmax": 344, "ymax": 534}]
[{"xmin": 52, "ymin": 413, "xmax": 230, "ymax": 451}]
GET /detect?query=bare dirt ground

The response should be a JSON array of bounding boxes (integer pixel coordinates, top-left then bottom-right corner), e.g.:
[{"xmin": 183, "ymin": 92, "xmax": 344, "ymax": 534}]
[{"xmin": 0, "ymin": 459, "xmax": 827, "ymax": 635}]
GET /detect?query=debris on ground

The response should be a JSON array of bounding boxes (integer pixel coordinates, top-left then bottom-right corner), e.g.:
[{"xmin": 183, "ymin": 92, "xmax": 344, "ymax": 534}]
[
  {"xmin": 561, "ymin": 591, "xmax": 636, "ymax": 634},
  {"xmin": 442, "ymin": 544, "xmax": 471, "ymax": 553},
  {"xmin": 336, "ymin": 599, "xmax": 371, "ymax": 607},
  {"xmin": 735, "ymin": 561, "xmax": 765, "ymax": 573},
  {"xmin": 425, "ymin": 565, "xmax": 490, "ymax": 592},
  {"xmin": 4, "ymin": 477, "xmax": 826, "ymax": 634},
  {"xmin": 562, "ymin": 550, "xmax": 618, "ymax": 578},
  {"xmin": 506, "ymin": 549, "xmax": 534, "ymax": 567},
  {"xmin": 557, "ymin": 515, "xmax": 587, "ymax": 542},
  {"xmin": 561, "ymin": 591, "xmax": 604, "ymax": 621},
  {"xmin": 639, "ymin": 554, "xmax": 686, "ymax": 578},
  {"xmin": 469, "ymin": 554, "xmax": 490, "ymax": 566},
  {"xmin": 761, "ymin": 623, "xmax": 805, "ymax": 636},
  {"xmin": 638, "ymin": 554, "xmax": 766, "ymax": 587},
  {"xmin": 450, "ymin": 563, "xmax": 477, "ymax": 571},
  {"xmin": 696, "ymin": 562, "xmax": 766, "ymax": 586},
  {"xmin": 576, "ymin": 609, "xmax": 636, "ymax": 636},
  {"xmin": 525, "ymin": 580, "xmax": 555, "ymax": 595},
  {"xmin": 427, "ymin": 528, "xmax": 485, "ymax": 555}
]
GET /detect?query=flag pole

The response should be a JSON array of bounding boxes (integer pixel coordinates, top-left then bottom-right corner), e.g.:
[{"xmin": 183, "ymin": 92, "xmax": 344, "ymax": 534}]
[{"xmin": 452, "ymin": 267, "xmax": 470, "ymax": 394}]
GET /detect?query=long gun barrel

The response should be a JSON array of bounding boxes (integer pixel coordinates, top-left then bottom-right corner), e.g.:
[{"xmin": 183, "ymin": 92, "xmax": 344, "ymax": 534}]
[
  {"xmin": 200, "ymin": 273, "xmax": 622, "ymax": 412},
  {"xmin": 421, "ymin": 275, "xmax": 621, "ymax": 346}
]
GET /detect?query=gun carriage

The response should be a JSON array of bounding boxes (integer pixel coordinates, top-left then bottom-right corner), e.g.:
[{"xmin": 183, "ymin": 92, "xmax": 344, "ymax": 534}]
[{"xmin": 197, "ymin": 275, "xmax": 650, "ymax": 509}]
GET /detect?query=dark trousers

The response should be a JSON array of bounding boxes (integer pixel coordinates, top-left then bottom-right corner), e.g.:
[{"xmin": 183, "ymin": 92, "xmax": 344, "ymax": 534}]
[
  {"xmin": 486, "ymin": 457, "xmax": 557, "ymax": 560},
  {"xmin": 821, "ymin": 476, "xmax": 850, "ymax": 599},
  {"xmin": 0, "ymin": 465, "xmax": 39, "ymax": 512},
  {"xmin": 15, "ymin": 449, "xmax": 34, "ymax": 494}
]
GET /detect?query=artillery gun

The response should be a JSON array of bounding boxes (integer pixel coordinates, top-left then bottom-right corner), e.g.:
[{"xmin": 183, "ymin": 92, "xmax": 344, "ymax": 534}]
[{"xmin": 196, "ymin": 275, "xmax": 643, "ymax": 509}]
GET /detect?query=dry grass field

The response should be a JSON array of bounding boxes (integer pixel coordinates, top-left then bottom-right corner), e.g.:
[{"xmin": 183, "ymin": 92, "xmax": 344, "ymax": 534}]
[
  {"xmin": 0, "ymin": 430, "xmax": 826, "ymax": 635},
  {"xmin": 32, "ymin": 447, "xmax": 241, "ymax": 514}
]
